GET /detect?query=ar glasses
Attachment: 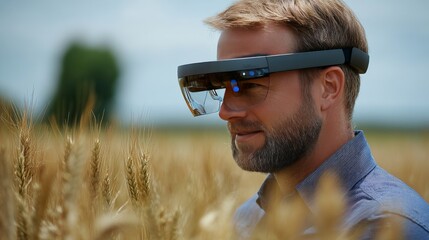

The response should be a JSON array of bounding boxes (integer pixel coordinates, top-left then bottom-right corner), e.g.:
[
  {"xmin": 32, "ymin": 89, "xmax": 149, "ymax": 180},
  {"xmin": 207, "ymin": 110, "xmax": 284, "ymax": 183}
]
[{"xmin": 177, "ymin": 47, "xmax": 369, "ymax": 116}]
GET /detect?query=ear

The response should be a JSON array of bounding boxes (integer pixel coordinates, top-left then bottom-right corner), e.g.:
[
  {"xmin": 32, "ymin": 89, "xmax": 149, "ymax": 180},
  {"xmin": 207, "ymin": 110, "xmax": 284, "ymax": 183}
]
[{"xmin": 319, "ymin": 66, "xmax": 345, "ymax": 111}]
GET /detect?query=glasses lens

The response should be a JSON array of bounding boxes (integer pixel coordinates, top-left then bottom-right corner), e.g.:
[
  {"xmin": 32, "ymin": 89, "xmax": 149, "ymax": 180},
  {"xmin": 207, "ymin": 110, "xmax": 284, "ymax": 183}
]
[
  {"xmin": 222, "ymin": 75, "xmax": 269, "ymax": 112},
  {"xmin": 179, "ymin": 77, "xmax": 224, "ymax": 116},
  {"xmin": 179, "ymin": 69, "xmax": 269, "ymax": 116}
]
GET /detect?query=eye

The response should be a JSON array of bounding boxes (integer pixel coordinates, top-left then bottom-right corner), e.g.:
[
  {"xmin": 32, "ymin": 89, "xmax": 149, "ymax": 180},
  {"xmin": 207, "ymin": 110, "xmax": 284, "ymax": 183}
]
[
  {"xmin": 240, "ymin": 77, "xmax": 269, "ymax": 90},
  {"xmin": 240, "ymin": 82, "xmax": 264, "ymax": 90}
]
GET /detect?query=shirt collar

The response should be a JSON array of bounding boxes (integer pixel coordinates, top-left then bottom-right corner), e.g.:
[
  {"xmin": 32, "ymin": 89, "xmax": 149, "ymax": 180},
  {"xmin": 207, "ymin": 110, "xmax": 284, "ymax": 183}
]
[{"xmin": 257, "ymin": 131, "xmax": 377, "ymax": 213}]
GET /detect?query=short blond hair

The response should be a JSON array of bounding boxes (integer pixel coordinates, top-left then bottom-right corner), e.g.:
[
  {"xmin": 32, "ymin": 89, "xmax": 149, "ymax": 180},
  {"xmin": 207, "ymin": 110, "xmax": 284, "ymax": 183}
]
[{"xmin": 205, "ymin": 0, "xmax": 368, "ymax": 121}]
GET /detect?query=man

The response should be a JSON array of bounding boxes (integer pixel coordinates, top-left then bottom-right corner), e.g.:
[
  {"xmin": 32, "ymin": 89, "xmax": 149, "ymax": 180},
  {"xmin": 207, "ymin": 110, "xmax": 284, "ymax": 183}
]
[{"xmin": 177, "ymin": 0, "xmax": 429, "ymax": 238}]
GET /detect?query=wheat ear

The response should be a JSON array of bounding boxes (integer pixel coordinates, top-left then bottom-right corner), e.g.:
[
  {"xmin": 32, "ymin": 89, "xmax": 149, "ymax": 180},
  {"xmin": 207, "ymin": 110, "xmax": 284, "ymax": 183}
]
[
  {"xmin": 102, "ymin": 171, "xmax": 112, "ymax": 208},
  {"xmin": 90, "ymin": 139, "xmax": 101, "ymax": 201},
  {"xmin": 137, "ymin": 151, "xmax": 151, "ymax": 203},
  {"xmin": 126, "ymin": 156, "xmax": 138, "ymax": 203},
  {"xmin": 15, "ymin": 129, "xmax": 34, "ymax": 240}
]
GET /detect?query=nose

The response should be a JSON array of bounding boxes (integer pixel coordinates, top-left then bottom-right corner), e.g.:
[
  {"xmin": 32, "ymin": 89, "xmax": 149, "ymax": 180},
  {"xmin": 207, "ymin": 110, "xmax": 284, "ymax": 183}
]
[
  {"xmin": 218, "ymin": 91, "xmax": 247, "ymax": 121},
  {"xmin": 219, "ymin": 102, "xmax": 247, "ymax": 121}
]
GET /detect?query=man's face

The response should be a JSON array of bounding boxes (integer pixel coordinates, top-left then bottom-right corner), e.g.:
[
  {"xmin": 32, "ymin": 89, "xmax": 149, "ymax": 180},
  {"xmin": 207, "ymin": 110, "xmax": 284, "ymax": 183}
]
[{"xmin": 217, "ymin": 24, "xmax": 322, "ymax": 173}]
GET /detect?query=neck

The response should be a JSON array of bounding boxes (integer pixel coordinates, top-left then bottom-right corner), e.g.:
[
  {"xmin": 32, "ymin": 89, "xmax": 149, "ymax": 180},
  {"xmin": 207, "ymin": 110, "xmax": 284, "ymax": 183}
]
[{"xmin": 273, "ymin": 117, "xmax": 354, "ymax": 195}]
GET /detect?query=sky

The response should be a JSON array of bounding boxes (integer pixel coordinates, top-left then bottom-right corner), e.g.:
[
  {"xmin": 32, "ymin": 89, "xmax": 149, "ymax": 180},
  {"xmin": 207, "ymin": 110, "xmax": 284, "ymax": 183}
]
[{"xmin": 0, "ymin": 0, "xmax": 428, "ymax": 127}]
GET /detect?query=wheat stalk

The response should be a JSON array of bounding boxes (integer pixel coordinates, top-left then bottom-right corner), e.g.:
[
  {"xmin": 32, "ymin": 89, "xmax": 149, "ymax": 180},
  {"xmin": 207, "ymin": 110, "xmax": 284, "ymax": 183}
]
[
  {"xmin": 166, "ymin": 209, "xmax": 181, "ymax": 240},
  {"xmin": 60, "ymin": 135, "xmax": 87, "ymax": 239},
  {"xmin": 0, "ymin": 148, "xmax": 16, "ymax": 240},
  {"xmin": 314, "ymin": 172, "xmax": 346, "ymax": 240},
  {"xmin": 94, "ymin": 211, "xmax": 140, "ymax": 240},
  {"xmin": 374, "ymin": 215, "xmax": 404, "ymax": 240},
  {"xmin": 31, "ymin": 153, "xmax": 58, "ymax": 240}
]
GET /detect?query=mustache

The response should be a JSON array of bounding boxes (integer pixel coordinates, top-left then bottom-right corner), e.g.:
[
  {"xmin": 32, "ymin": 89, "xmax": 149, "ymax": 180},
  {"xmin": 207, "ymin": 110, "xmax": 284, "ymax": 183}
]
[{"xmin": 227, "ymin": 120, "xmax": 264, "ymax": 134}]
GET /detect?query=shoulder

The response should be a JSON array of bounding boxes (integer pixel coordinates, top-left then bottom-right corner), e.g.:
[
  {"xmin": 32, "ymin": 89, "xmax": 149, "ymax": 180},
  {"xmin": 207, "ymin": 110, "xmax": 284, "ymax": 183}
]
[
  {"xmin": 234, "ymin": 194, "xmax": 265, "ymax": 239},
  {"xmin": 346, "ymin": 166, "xmax": 429, "ymax": 236}
]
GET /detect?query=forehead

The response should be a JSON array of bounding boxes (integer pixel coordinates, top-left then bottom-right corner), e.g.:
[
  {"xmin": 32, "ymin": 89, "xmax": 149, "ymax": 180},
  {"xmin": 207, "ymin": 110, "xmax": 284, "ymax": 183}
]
[{"xmin": 217, "ymin": 24, "xmax": 297, "ymax": 60}]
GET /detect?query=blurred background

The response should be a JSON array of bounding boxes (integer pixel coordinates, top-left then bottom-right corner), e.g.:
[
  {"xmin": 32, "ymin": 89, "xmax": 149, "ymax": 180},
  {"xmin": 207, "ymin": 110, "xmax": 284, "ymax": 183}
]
[{"xmin": 0, "ymin": 0, "xmax": 428, "ymax": 128}]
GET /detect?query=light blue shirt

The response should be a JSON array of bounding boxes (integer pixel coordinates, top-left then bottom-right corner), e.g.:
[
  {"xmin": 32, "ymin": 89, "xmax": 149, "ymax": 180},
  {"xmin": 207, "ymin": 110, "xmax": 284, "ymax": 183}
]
[{"xmin": 234, "ymin": 131, "xmax": 429, "ymax": 239}]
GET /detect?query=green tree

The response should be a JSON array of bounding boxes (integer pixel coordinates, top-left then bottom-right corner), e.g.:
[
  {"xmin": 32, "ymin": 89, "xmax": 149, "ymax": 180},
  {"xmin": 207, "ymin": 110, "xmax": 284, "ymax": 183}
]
[{"xmin": 47, "ymin": 41, "xmax": 120, "ymax": 126}]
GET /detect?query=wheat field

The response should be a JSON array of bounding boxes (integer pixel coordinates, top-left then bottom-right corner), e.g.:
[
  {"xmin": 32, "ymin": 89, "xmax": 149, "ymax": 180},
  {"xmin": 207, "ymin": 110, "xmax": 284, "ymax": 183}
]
[{"xmin": 0, "ymin": 112, "xmax": 428, "ymax": 240}]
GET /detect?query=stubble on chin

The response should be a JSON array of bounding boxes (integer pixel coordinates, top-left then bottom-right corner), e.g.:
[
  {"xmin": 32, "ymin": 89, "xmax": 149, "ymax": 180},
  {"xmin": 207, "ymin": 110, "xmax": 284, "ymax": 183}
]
[
  {"xmin": 228, "ymin": 121, "xmax": 266, "ymax": 171},
  {"xmin": 230, "ymin": 126, "xmax": 268, "ymax": 172}
]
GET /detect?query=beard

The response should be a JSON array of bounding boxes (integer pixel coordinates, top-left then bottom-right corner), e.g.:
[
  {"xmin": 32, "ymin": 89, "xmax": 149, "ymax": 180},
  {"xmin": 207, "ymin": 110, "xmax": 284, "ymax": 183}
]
[{"xmin": 230, "ymin": 95, "xmax": 322, "ymax": 173}]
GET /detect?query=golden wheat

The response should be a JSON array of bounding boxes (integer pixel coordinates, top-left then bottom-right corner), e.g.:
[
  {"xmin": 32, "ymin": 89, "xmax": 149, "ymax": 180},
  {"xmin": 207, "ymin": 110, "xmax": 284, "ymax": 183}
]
[{"xmin": 0, "ymin": 111, "xmax": 428, "ymax": 239}]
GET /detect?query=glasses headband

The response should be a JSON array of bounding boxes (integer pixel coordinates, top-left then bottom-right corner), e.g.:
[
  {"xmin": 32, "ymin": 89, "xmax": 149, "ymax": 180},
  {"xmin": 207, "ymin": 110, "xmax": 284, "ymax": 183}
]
[{"xmin": 178, "ymin": 48, "xmax": 369, "ymax": 78}]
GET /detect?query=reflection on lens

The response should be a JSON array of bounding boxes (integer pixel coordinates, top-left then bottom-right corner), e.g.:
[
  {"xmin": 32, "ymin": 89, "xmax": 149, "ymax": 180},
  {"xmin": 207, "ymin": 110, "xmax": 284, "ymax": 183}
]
[
  {"xmin": 179, "ymin": 68, "xmax": 270, "ymax": 116},
  {"xmin": 183, "ymin": 88, "xmax": 225, "ymax": 116}
]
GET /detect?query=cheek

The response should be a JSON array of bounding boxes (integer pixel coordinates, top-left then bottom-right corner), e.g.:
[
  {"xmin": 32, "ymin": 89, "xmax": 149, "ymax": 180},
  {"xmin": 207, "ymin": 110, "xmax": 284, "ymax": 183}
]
[
  {"xmin": 260, "ymin": 85, "xmax": 303, "ymax": 118},
  {"xmin": 248, "ymin": 72, "xmax": 304, "ymax": 124},
  {"xmin": 249, "ymin": 93, "xmax": 301, "ymax": 131}
]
